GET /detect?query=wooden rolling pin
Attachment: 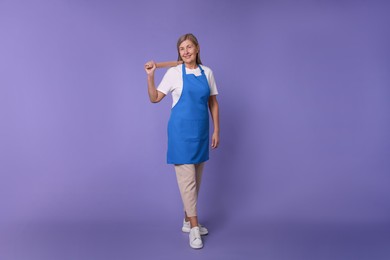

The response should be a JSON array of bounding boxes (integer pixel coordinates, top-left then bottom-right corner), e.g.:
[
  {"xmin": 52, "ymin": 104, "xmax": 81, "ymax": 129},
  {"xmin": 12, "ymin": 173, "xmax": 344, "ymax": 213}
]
[{"xmin": 146, "ymin": 60, "xmax": 183, "ymax": 69}]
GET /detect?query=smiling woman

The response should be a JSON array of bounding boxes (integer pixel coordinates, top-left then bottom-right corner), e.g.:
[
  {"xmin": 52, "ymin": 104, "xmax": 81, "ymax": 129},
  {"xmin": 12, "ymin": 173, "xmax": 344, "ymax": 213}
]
[
  {"xmin": 144, "ymin": 33, "xmax": 220, "ymax": 250},
  {"xmin": 177, "ymin": 34, "xmax": 202, "ymax": 67}
]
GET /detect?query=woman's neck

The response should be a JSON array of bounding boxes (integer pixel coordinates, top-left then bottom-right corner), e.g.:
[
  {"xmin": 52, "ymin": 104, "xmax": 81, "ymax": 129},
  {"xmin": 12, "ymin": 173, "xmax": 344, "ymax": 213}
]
[{"xmin": 185, "ymin": 62, "xmax": 198, "ymax": 69}]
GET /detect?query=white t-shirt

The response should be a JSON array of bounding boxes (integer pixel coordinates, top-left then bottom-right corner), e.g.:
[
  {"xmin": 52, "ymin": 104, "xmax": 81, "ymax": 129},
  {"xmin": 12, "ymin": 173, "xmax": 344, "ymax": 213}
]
[{"xmin": 157, "ymin": 64, "xmax": 218, "ymax": 107}]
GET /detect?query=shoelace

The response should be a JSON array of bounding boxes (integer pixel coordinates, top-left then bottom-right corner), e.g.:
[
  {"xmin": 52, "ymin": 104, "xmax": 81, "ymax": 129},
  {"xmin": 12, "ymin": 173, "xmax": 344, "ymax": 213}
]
[{"xmin": 191, "ymin": 229, "xmax": 201, "ymax": 240}]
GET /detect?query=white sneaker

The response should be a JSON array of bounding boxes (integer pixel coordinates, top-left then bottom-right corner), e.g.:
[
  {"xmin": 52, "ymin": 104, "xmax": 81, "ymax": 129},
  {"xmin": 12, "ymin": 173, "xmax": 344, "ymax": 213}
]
[
  {"xmin": 189, "ymin": 226, "xmax": 203, "ymax": 249},
  {"xmin": 182, "ymin": 219, "xmax": 208, "ymax": 235}
]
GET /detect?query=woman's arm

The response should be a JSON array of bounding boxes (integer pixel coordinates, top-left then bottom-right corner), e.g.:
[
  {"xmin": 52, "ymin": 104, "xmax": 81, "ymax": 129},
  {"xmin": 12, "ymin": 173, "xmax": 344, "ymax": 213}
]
[
  {"xmin": 208, "ymin": 95, "xmax": 220, "ymax": 149},
  {"xmin": 145, "ymin": 61, "xmax": 166, "ymax": 103}
]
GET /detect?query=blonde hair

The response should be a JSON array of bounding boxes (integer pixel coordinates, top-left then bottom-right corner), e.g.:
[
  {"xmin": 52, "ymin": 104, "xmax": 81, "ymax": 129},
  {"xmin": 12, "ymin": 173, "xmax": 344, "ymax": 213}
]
[{"xmin": 176, "ymin": 33, "xmax": 202, "ymax": 65}]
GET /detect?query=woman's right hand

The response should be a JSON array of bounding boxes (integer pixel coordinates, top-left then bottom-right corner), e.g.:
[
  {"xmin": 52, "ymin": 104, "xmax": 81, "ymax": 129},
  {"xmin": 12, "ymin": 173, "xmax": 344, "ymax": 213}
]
[{"xmin": 144, "ymin": 61, "xmax": 156, "ymax": 75}]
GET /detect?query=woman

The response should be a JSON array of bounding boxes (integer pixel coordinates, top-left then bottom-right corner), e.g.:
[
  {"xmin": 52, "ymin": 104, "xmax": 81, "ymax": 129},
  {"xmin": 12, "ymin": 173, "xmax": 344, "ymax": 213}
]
[{"xmin": 144, "ymin": 33, "xmax": 219, "ymax": 249}]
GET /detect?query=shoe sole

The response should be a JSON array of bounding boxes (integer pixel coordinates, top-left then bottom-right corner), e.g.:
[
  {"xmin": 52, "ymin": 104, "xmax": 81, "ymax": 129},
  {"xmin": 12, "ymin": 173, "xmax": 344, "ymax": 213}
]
[
  {"xmin": 182, "ymin": 227, "xmax": 208, "ymax": 235},
  {"xmin": 190, "ymin": 243, "xmax": 204, "ymax": 249}
]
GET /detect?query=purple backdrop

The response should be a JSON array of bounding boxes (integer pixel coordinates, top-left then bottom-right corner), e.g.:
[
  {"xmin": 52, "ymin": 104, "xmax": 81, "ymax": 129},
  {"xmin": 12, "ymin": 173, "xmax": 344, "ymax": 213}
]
[{"xmin": 1, "ymin": 0, "xmax": 389, "ymax": 259}]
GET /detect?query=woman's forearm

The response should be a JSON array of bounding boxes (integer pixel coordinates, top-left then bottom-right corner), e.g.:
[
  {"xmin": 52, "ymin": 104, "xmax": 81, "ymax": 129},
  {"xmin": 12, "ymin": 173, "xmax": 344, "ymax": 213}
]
[
  {"xmin": 147, "ymin": 74, "xmax": 158, "ymax": 102},
  {"xmin": 209, "ymin": 100, "xmax": 220, "ymax": 133}
]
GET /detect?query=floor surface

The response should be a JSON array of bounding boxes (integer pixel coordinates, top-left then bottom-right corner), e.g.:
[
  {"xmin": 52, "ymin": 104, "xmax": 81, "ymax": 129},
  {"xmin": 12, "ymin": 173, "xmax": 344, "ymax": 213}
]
[{"xmin": 1, "ymin": 219, "xmax": 389, "ymax": 260}]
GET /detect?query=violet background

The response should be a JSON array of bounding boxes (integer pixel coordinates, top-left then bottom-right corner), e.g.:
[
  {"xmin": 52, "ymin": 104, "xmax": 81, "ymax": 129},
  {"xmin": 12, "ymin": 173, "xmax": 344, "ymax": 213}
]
[{"xmin": 1, "ymin": 0, "xmax": 389, "ymax": 259}]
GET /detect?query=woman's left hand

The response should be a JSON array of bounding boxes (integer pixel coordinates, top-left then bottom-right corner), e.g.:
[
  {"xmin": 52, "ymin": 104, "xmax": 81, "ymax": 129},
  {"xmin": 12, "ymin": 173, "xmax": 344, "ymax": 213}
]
[{"xmin": 211, "ymin": 132, "xmax": 219, "ymax": 149}]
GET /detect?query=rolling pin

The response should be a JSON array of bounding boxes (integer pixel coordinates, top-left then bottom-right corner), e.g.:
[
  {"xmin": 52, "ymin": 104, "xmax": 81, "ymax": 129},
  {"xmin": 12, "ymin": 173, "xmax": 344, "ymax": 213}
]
[{"xmin": 145, "ymin": 60, "xmax": 183, "ymax": 69}]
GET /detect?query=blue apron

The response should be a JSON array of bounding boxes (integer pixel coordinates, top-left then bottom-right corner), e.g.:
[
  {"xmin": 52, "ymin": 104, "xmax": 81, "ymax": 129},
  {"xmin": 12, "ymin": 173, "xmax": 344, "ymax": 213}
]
[{"xmin": 167, "ymin": 64, "xmax": 210, "ymax": 164}]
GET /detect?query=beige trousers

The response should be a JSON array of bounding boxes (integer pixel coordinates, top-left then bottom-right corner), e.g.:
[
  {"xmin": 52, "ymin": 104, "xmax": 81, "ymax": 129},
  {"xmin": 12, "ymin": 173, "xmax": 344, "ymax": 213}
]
[{"xmin": 174, "ymin": 163, "xmax": 205, "ymax": 217}]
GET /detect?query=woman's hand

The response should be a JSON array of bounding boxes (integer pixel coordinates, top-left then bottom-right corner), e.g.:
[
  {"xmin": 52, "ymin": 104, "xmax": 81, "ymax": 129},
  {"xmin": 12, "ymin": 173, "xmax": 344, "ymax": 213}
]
[
  {"xmin": 211, "ymin": 132, "xmax": 219, "ymax": 149},
  {"xmin": 144, "ymin": 61, "xmax": 156, "ymax": 75}
]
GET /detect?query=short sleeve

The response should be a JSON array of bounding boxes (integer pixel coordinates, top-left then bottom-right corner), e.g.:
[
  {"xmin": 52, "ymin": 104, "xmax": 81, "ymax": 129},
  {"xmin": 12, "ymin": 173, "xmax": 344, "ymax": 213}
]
[
  {"xmin": 157, "ymin": 68, "xmax": 176, "ymax": 95},
  {"xmin": 207, "ymin": 69, "xmax": 219, "ymax": 96}
]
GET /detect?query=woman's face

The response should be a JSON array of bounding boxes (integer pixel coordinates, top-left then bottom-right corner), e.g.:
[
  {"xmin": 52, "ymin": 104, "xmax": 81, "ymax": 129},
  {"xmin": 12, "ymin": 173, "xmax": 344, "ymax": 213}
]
[{"xmin": 179, "ymin": 39, "xmax": 198, "ymax": 64}]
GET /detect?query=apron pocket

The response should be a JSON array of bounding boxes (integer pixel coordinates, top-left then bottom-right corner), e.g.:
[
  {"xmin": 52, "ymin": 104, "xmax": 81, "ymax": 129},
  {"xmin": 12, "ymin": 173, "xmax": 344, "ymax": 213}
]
[{"xmin": 179, "ymin": 119, "xmax": 208, "ymax": 142}]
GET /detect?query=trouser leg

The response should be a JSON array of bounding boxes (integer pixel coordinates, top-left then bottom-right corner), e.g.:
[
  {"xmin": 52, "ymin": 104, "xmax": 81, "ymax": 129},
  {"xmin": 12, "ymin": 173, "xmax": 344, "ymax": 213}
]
[
  {"xmin": 195, "ymin": 162, "xmax": 205, "ymax": 195},
  {"xmin": 175, "ymin": 163, "xmax": 205, "ymax": 217}
]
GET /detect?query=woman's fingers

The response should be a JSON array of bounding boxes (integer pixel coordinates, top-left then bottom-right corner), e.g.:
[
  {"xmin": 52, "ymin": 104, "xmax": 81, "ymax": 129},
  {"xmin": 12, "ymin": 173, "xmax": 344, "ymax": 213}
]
[
  {"xmin": 144, "ymin": 61, "xmax": 156, "ymax": 74},
  {"xmin": 144, "ymin": 61, "xmax": 155, "ymax": 69},
  {"xmin": 211, "ymin": 135, "xmax": 219, "ymax": 149}
]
